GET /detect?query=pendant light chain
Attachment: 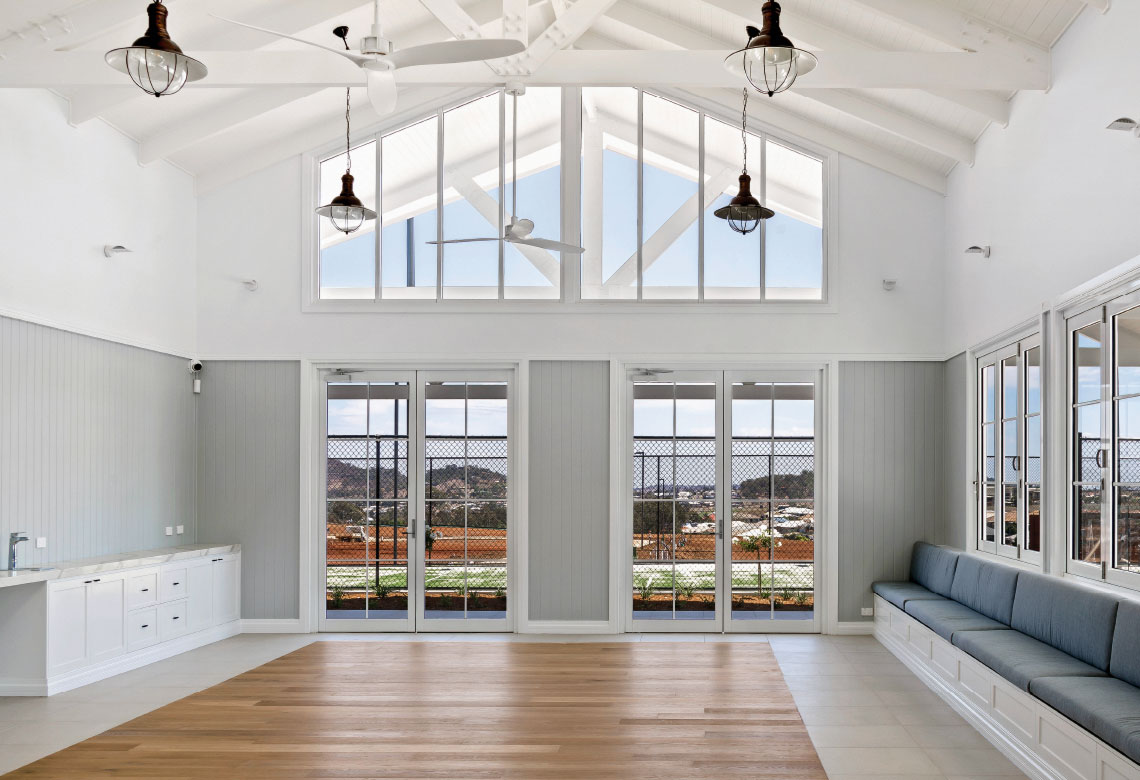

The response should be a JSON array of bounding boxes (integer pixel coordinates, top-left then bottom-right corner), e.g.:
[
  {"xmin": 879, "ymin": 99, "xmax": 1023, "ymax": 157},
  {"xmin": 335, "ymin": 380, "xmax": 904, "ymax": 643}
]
[
  {"xmin": 344, "ymin": 87, "xmax": 352, "ymax": 175},
  {"xmin": 741, "ymin": 87, "xmax": 749, "ymax": 176}
]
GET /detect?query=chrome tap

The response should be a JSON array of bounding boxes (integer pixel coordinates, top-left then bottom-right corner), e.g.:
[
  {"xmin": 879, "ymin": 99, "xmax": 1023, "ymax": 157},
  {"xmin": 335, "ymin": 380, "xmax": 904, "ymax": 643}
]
[{"xmin": 8, "ymin": 531, "xmax": 29, "ymax": 571}]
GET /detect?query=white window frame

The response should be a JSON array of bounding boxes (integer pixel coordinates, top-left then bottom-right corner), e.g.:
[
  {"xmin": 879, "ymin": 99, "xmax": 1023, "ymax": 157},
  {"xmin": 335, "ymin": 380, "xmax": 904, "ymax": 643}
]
[
  {"xmin": 975, "ymin": 333, "xmax": 1044, "ymax": 567},
  {"xmin": 301, "ymin": 86, "xmax": 837, "ymax": 313}
]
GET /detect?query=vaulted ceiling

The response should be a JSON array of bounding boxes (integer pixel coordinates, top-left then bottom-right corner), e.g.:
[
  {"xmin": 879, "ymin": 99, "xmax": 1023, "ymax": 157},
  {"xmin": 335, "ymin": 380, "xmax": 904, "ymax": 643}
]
[{"xmin": 0, "ymin": 0, "xmax": 1102, "ymax": 194}]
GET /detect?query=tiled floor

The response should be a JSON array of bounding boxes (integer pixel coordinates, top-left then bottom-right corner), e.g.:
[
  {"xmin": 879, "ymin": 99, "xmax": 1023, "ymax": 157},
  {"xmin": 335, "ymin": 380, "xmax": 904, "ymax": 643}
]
[{"xmin": 0, "ymin": 632, "xmax": 1029, "ymax": 779}]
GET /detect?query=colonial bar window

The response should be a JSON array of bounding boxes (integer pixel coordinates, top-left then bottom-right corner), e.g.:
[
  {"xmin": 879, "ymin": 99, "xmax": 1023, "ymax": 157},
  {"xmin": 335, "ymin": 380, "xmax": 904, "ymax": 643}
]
[
  {"xmin": 310, "ymin": 87, "xmax": 829, "ymax": 306},
  {"xmin": 978, "ymin": 335, "xmax": 1043, "ymax": 563},
  {"xmin": 1067, "ymin": 296, "xmax": 1140, "ymax": 588}
]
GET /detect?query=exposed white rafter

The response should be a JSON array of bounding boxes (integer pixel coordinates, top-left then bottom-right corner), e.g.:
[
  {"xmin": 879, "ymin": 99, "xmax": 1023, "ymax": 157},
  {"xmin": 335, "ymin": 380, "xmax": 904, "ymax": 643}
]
[
  {"xmin": 139, "ymin": 87, "xmax": 322, "ymax": 165},
  {"xmin": 495, "ymin": 0, "xmax": 620, "ymax": 76},
  {"xmin": 0, "ymin": 0, "xmax": 138, "ymax": 61},
  {"xmin": 5, "ymin": 49, "xmax": 1050, "ymax": 90},
  {"xmin": 502, "ymin": 0, "xmax": 528, "ymax": 44}
]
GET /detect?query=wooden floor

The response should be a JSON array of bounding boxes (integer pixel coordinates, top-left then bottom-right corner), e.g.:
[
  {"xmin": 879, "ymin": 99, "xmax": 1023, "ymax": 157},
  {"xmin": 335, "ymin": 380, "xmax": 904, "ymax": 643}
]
[{"xmin": 7, "ymin": 642, "xmax": 827, "ymax": 779}]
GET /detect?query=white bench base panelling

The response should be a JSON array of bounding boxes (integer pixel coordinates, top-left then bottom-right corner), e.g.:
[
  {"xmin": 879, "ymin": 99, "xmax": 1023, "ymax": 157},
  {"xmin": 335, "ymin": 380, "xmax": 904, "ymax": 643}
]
[
  {"xmin": 0, "ymin": 551, "xmax": 241, "ymax": 696},
  {"xmin": 873, "ymin": 595, "xmax": 1140, "ymax": 780}
]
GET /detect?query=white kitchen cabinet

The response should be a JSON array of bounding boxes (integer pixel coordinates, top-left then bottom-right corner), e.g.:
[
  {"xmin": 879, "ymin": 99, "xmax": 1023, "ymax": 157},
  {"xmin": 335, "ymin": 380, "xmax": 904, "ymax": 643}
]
[{"xmin": 6, "ymin": 549, "xmax": 242, "ymax": 696}]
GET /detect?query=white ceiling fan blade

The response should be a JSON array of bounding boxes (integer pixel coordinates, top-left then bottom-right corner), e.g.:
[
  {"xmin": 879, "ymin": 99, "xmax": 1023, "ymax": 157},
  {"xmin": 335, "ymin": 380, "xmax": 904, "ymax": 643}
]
[
  {"xmin": 388, "ymin": 38, "xmax": 525, "ymax": 69},
  {"xmin": 509, "ymin": 236, "xmax": 586, "ymax": 254},
  {"xmin": 365, "ymin": 69, "xmax": 399, "ymax": 116},
  {"xmin": 506, "ymin": 218, "xmax": 535, "ymax": 239},
  {"xmin": 210, "ymin": 14, "xmax": 370, "ymax": 66},
  {"xmin": 425, "ymin": 238, "xmax": 503, "ymax": 245}
]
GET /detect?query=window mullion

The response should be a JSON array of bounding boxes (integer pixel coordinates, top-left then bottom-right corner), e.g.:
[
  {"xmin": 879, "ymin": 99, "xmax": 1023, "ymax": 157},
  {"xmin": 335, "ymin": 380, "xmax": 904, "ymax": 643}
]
[
  {"xmin": 436, "ymin": 109, "xmax": 444, "ymax": 302},
  {"xmin": 698, "ymin": 112, "xmax": 705, "ymax": 302},
  {"xmin": 636, "ymin": 89, "xmax": 644, "ymax": 302}
]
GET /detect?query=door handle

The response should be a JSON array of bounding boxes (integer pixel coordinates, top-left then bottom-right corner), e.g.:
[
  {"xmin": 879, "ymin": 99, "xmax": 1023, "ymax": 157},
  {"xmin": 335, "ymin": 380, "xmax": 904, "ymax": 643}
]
[
  {"xmin": 407, "ymin": 521, "xmax": 416, "ymax": 538},
  {"xmin": 1096, "ymin": 450, "xmax": 1108, "ymax": 469},
  {"xmin": 1011, "ymin": 456, "xmax": 1020, "ymax": 472}
]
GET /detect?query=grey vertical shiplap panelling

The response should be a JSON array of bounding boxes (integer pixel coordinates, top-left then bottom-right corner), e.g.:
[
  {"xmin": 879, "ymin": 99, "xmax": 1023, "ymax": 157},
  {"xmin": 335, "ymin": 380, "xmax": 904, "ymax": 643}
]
[
  {"xmin": 197, "ymin": 361, "xmax": 300, "ymax": 620},
  {"xmin": 528, "ymin": 361, "xmax": 610, "ymax": 622},
  {"xmin": 838, "ymin": 361, "xmax": 948, "ymax": 622},
  {"xmin": 0, "ymin": 316, "xmax": 197, "ymax": 567},
  {"xmin": 942, "ymin": 353, "xmax": 969, "ymax": 550}
]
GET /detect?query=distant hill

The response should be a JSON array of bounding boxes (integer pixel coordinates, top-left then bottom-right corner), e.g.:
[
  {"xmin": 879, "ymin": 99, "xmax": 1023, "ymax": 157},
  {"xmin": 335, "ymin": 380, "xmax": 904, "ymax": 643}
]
[{"xmin": 327, "ymin": 458, "xmax": 507, "ymax": 499}]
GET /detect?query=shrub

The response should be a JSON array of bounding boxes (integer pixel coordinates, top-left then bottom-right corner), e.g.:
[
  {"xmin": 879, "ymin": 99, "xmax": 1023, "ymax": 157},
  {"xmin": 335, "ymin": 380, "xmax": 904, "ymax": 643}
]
[
  {"xmin": 636, "ymin": 579, "xmax": 655, "ymax": 602},
  {"xmin": 329, "ymin": 585, "xmax": 345, "ymax": 608}
]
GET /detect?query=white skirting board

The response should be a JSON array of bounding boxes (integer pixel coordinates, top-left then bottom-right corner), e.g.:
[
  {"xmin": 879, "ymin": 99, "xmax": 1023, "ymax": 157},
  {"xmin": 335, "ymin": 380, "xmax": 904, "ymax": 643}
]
[
  {"xmin": 519, "ymin": 620, "xmax": 616, "ymax": 634},
  {"xmin": 240, "ymin": 618, "xmax": 307, "ymax": 633},
  {"xmin": 873, "ymin": 596, "xmax": 1140, "ymax": 780},
  {"xmin": 0, "ymin": 621, "xmax": 241, "ymax": 697},
  {"xmin": 832, "ymin": 621, "xmax": 875, "ymax": 635}
]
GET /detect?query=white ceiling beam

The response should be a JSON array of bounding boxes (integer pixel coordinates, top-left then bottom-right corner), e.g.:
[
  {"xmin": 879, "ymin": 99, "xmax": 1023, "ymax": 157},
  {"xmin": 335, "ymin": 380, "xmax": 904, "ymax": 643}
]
[
  {"xmin": 496, "ymin": 0, "xmax": 619, "ymax": 76},
  {"xmin": 418, "ymin": 0, "xmax": 486, "ymax": 40},
  {"xmin": 66, "ymin": 87, "xmax": 136, "ymax": 125},
  {"xmin": 196, "ymin": 86, "xmax": 465, "ymax": 194},
  {"xmin": 0, "ymin": 0, "xmax": 139, "ymax": 61},
  {"xmin": 793, "ymin": 89, "xmax": 973, "ymax": 164},
  {"xmin": 6, "ymin": 49, "xmax": 1049, "ymax": 90},
  {"xmin": 840, "ymin": 0, "xmax": 1050, "ymax": 63},
  {"xmin": 138, "ymin": 87, "xmax": 322, "ymax": 165},
  {"xmin": 687, "ymin": 0, "xmax": 1012, "ymax": 125},
  {"xmin": 63, "ymin": 0, "xmax": 370, "ymax": 126},
  {"xmin": 502, "ymin": 0, "xmax": 529, "ymax": 44},
  {"xmin": 1082, "ymin": 0, "xmax": 1111, "ymax": 12}
]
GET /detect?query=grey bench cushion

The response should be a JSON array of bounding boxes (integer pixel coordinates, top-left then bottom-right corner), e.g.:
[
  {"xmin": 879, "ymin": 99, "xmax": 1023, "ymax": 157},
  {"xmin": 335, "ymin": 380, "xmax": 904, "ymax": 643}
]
[
  {"xmin": 1111, "ymin": 600, "xmax": 1140, "ymax": 688},
  {"xmin": 905, "ymin": 599, "xmax": 1008, "ymax": 641},
  {"xmin": 949, "ymin": 555, "xmax": 1019, "ymax": 624},
  {"xmin": 872, "ymin": 581, "xmax": 947, "ymax": 610},
  {"xmin": 911, "ymin": 542, "xmax": 960, "ymax": 598},
  {"xmin": 1011, "ymin": 572, "xmax": 1119, "ymax": 671},
  {"xmin": 953, "ymin": 630, "xmax": 1110, "ymax": 690},
  {"xmin": 1030, "ymin": 677, "xmax": 1140, "ymax": 764}
]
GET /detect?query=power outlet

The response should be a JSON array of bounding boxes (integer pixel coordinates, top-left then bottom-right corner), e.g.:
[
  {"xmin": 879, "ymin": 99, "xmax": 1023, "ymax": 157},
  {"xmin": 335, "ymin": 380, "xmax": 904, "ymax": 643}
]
[
  {"xmin": 165, "ymin": 526, "xmax": 174, "ymax": 536},
  {"xmin": 861, "ymin": 607, "xmax": 874, "ymax": 616},
  {"xmin": 176, "ymin": 525, "xmax": 185, "ymax": 535},
  {"xmin": 35, "ymin": 537, "xmax": 47, "ymax": 549}
]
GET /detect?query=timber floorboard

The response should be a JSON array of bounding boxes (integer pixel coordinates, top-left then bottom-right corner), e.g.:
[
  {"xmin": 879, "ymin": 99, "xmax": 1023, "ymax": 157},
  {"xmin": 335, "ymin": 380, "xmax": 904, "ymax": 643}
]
[{"xmin": 4, "ymin": 641, "xmax": 827, "ymax": 779}]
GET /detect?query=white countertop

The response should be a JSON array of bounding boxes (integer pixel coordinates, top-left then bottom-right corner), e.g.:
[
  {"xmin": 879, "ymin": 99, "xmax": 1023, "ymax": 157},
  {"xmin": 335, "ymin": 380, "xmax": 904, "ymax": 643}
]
[{"xmin": 0, "ymin": 543, "xmax": 241, "ymax": 589}]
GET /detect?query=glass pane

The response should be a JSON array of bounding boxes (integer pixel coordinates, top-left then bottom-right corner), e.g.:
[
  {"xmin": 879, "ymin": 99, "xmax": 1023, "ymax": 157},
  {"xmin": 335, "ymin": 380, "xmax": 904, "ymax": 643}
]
[
  {"xmin": 1026, "ymin": 416, "xmax": 1042, "ymax": 484},
  {"xmin": 982, "ymin": 364, "xmax": 996, "ymax": 423},
  {"xmin": 1003, "ymin": 419, "xmax": 1019, "ymax": 484},
  {"xmin": 424, "ymin": 381, "xmax": 509, "ymax": 620},
  {"xmin": 1002, "ymin": 357, "xmax": 1018, "ymax": 419},
  {"xmin": 1117, "ymin": 487, "xmax": 1140, "ymax": 574},
  {"xmin": 442, "ymin": 93, "xmax": 501, "ymax": 299},
  {"xmin": 1075, "ymin": 485, "xmax": 1102, "ymax": 563},
  {"xmin": 1026, "ymin": 346, "xmax": 1042, "ymax": 415},
  {"xmin": 774, "ymin": 384, "xmax": 814, "ymax": 437},
  {"xmin": 983, "ymin": 484, "xmax": 995, "ymax": 543},
  {"xmin": 381, "ymin": 116, "xmax": 437, "ymax": 299},
  {"xmin": 982, "ymin": 424, "xmax": 995, "ymax": 481},
  {"xmin": 1025, "ymin": 486, "xmax": 1042, "ymax": 553},
  {"xmin": 1120, "ymin": 396, "xmax": 1140, "ymax": 483},
  {"xmin": 1002, "ymin": 484, "xmax": 1018, "ymax": 547},
  {"xmin": 1075, "ymin": 323, "xmax": 1102, "ymax": 405},
  {"xmin": 1118, "ymin": 308, "xmax": 1140, "ymax": 397},
  {"xmin": 704, "ymin": 117, "xmax": 762, "ymax": 300},
  {"xmin": 504, "ymin": 87, "xmax": 562, "ymax": 300},
  {"xmin": 764, "ymin": 140, "xmax": 823, "ymax": 300},
  {"xmin": 581, "ymin": 87, "xmax": 638, "ymax": 300},
  {"xmin": 731, "ymin": 383, "xmax": 772, "ymax": 439},
  {"xmin": 1076, "ymin": 404, "xmax": 1102, "ymax": 482},
  {"xmin": 319, "ymin": 141, "xmax": 377, "ymax": 300},
  {"xmin": 641, "ymin": 94, "xmax": 699, "ymax": 300}
]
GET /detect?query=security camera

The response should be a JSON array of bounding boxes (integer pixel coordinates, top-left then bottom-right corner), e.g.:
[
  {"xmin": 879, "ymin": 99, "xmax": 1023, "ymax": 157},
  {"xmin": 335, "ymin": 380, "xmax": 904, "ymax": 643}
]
[{"xmin": 188, "ymin": 359, "xmax": 204, "ymax": 374}]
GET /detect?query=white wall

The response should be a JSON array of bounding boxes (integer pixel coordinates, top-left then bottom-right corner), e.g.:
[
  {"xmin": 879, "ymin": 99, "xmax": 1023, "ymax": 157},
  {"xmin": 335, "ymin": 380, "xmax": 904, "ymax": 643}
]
[
  {"xmin": 0, "ymin": 90, "xmax": 198, "ymax": 356},
  {"xmin": 196, "ymin": 154, "xmax": 945, "ymax": 358},
  {"xmin": 944, "ymin": 3, "xmax": 1140, "ymax": 354}
]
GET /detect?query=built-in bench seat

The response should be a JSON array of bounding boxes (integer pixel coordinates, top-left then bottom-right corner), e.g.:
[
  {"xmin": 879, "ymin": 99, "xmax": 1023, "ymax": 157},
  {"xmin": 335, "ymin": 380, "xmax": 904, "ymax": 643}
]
[{"xmin": 872, "ymin": 542, "xmax": 1140, "ymax": 776}]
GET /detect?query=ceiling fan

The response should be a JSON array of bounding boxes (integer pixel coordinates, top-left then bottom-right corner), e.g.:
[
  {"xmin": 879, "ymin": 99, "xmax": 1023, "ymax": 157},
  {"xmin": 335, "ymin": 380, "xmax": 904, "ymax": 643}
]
[
  {"xmin": 212, "ymin": 0, "xmax": 525, "ymax": 116},
  {"xmin": 429, "ymin": 84, "xmax": 585, "ymax": 256}
]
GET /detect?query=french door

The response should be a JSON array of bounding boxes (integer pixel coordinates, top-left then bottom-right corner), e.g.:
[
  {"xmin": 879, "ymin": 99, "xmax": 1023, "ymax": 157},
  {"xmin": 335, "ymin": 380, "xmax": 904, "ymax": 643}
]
[
  {"xmin": 628, "ymin": 369, "xmax": 822, "ymax": 633},
  {"xmin": 319, "ymin": 370, "xmax": 512, "ymax": 632}
]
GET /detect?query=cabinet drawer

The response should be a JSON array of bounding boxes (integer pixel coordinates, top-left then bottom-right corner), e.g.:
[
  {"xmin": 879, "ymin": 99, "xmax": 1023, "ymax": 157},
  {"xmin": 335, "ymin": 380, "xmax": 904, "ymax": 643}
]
[
  {"xmin": 159, "ymin": 600, "xmax": 189, "ymax": 640},
  {"xmin": 160, "ymin": 568, "xmax": 188, "ymax": 603},
  {"xmin": 126, "ymin": 572, "xmax": 159, "ymax": 610},
  {"xmin": 127, "ymin": 607, "xmax": 159, "ymax": 651}
]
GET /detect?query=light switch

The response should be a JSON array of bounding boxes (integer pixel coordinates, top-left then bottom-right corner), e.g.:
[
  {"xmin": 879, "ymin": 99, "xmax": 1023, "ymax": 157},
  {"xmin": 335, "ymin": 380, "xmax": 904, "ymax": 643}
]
[
  {"xmin": 176, "ymin": 525, "xmax": 185, "ymax": 535},
  {"xmin": 36, "ymin": 537, "xmax": 47, "ymax": 549},
  {"xmin": 165, "ymin": 526, "xmax": 174, "ymax": 536}
]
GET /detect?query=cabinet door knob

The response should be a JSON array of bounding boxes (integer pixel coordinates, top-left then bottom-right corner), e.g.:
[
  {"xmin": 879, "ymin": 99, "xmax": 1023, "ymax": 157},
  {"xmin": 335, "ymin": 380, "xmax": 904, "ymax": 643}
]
[
  {"xmin": 141, "ymin": 624, "xmax": 149, "ymax": 628},
  {"xmin": 172, "ymin": 616, "xmax": 180, "ymax": 620},
  {"xmin": 172, "ymin": 582, "xmax": 180, "ymax": 586},
  {"xmin": 141, "ymin": 588, "xmax": 149, "ymax": 592}
]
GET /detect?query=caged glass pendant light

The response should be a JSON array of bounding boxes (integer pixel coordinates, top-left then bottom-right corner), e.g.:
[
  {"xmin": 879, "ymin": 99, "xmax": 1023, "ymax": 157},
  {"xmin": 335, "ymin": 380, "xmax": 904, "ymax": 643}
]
[
  {"xmin": 316, "ymin": 89, "xmax": 377, "ymax": 235},
  {"xmin": 104, "ymin": 2, "xmax": 207, "ymax": 97},
  {"xmin": 714, "ymin": 89, "xmax": 774, "ymax": 235},
  {"xmin": 724, "ymin": 1, "xmax": 817, "ymax": 97}
]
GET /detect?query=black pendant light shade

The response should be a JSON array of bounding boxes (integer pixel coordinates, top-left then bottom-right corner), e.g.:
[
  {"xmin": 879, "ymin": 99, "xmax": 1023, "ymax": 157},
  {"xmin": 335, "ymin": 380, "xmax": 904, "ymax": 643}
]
[
  {"xmin": 316, "ymin": 173, "xmax": 377, "ymax": 235},
  {"xmin": 317, "ymin": 86, "xmax": 377, "ymax": 235},
  {"xmin": 714, "ymin": 88, "xmax": 774, "ymax": 235},
  {"xmin": 714, "ymin": 174, "xmax": 774, "ymax": 235},
  {"xmin": 725, "ymin": 1, "xmax": 816, "ymax": 96},
  {"xmin": 105, "ymin": 2, "xmax": 207, "ymax": 97}
]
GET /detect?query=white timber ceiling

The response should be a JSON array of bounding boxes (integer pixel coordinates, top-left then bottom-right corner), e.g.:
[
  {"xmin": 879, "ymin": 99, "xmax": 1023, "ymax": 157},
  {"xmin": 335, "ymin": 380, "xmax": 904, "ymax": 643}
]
[{"xmin": 0, "ymin": 0, "xmax": 1103, "ymax": 194}]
